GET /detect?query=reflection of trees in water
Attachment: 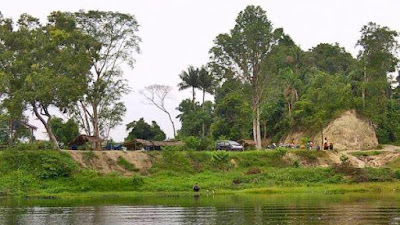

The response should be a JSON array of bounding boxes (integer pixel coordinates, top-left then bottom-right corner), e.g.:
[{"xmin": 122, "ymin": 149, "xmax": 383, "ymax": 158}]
[
  {"xmin": 0, "ymin": 207, "xmax": 28, "ymax": 224},
  {"xmin": 0, "ymin": 195, "xmax": 400, "ymax": 224}
]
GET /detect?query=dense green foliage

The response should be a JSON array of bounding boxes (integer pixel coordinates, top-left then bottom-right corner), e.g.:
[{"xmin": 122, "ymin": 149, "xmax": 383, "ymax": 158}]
[
  {"xmin": 50, "ymin": 118, "xmax": 79, "ymax": 146},
  {"xmin": 0, "ymin": 10, "xmax": 140, "ymax": 149},
  {"xmin": 175, "ymin": 5, "xmax": 399, "ymax": 145},
  {"xmin": 125, "ymin": 118, "xmax": 166, "ymax": 141}
]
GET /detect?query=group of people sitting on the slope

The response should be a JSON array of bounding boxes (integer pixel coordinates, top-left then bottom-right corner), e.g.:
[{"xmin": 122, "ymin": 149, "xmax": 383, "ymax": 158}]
[{"xmin": 267, "ymin": 137, "xmax": 334, "ymax": 151}]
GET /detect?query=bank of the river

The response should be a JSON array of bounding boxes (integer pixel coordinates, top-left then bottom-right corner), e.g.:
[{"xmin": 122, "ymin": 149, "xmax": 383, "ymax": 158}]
[{"xmin": 1, "ymin": 149, "xmax": 400, "ymax": 197}]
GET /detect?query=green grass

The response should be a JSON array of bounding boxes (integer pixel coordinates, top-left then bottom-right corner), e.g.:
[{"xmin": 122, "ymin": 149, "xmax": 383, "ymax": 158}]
[
  {"xmin": 350, "ymin": 151, "xmax": 383, "ymax": 157},
  {"xmin": 0, "ymin": 149, "xmax": 399, "ymax": 197},
  {"xmin": 387, "ymin": 157, "xmax": 400, "ymax": 169}
]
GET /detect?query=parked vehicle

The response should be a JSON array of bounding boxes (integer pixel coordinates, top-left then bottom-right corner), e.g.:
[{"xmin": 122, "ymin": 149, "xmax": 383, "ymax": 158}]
[{"xmin": 216, "ymin": 140, "xmax": 244, "ymax": 151}]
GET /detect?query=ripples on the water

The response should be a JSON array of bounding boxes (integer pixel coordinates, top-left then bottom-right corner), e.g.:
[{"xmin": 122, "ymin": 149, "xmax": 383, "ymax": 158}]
[{"xmin": 1, "ymin": 194, "xmax": 400, "ymax": 225}]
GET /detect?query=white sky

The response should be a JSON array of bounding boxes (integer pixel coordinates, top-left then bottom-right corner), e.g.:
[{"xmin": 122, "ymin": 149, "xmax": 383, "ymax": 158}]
[{"xmin": 2, "ymin": 0, "xmax": 400, "ymax": 141}]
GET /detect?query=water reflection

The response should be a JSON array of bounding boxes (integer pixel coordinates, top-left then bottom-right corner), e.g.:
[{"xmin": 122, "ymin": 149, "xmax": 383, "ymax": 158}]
[{"xmin": 0, "ymin": 193, "xmax": 399, "ymax": 224}]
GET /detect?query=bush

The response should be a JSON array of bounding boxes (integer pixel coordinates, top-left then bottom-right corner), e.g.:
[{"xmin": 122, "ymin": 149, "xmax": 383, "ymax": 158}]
[
  {"xmin": 183, "ymin": 136, "xmax": 202, "ymax": 150},
  {"xmin": 132, "ymin": 175, "xmax": 144, "ymax": 186},
  {"xmin": 300, "ymin": 137, "xmax": 310, "ymax": 145},
  {"xmin": 12, "ymin": 141, "xmax": 55, "ymax": 150},
  {"xmin": 77, "ymin": 143, "xmax": 92, "ymax": 150},
  {"xmin": 162, "ymin": 146, "xmax": 183, "ymax": 151},
  {"xmin": 0, "ymin": 150, "xmax": 78, "ymax": 179},
  {"xmin": 117, "ymin": 156, "xmax": 139, "ymax": 172},
  {"xmin": 395, "ymin": 170, "xmax": 400, "ymax": 179}
]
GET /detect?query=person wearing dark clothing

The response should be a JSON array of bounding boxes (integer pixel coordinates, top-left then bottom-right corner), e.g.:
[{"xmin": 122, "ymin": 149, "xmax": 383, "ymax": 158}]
[
  {"xmin": 193, "ymin": 183, "xmax": 200, "ymax": 192},
  {"xmin": 323, "ymin": 137, "xmax": 328, "ymax": 150},
  {"xmin": 329, "ymin": 143, "xmax": 334, "ymax": 150}
]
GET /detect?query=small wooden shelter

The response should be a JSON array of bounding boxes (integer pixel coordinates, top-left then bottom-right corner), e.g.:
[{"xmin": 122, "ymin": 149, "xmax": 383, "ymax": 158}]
[
  {"xmin": 69, "ymin": 135, "xmax": 103, "ymax": 149},
  {"xmin": 123, "ymin": 139, "xmax": 184, "ymax": 150}
]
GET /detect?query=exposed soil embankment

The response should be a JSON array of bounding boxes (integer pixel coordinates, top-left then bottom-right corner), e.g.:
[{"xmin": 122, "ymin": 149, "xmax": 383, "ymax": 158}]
[
  {"xmin": 63, "ymin": 145, "xmax": 400, "ymax": 176},
  {"xmin": 284, "ymin": 110, "xmax": 378, "ymax": 150},
  {"xmin": 64, "ymin": 150, "xmax": 152, "ymax": 175}
]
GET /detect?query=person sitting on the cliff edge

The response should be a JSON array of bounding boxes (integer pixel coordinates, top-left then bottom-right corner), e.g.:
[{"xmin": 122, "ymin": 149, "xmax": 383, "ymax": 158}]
[{"xmin": 193, "ymin": 183, "xmax": 200, "ymax": 192}]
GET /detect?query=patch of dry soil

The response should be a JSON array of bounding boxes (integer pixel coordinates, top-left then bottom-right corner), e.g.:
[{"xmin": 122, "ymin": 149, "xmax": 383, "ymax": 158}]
[{"xmin": 64, "ymin": 150, "xmax": 152, "ymax": 176}]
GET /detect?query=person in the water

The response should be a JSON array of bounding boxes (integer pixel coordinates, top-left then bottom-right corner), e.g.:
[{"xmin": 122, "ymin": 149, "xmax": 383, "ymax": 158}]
[{"xmin": 193, "ymin": 183, "xmax": 200, "ymax": 192}]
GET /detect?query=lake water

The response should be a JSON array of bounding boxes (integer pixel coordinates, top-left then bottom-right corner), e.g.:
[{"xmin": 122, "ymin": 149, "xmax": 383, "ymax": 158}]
[{"xmin": 1, "ymin": 193, "xmax": 400, "ymax": 224}]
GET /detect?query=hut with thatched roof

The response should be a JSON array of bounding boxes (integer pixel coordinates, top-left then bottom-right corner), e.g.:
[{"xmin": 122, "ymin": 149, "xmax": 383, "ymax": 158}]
[{"xmin": 123, "ymin": 139, "xmax": 184, "ymax": 150}]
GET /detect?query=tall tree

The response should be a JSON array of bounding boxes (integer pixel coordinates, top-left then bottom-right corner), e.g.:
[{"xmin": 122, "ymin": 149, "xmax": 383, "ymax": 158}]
[
  {"xmin": 295, "ymin": 72, "xmax": 353, "ymax": 145},
  {"xmin": 176, "ymin": 99, "xmax": 213, "ymax": 137},
  {"xmin": 304, "ymin": 43, "xmax": 356, "ymax": 76},
  {"xmin": 210, "ymin": 5, "xmax": 282, "ymax": 149},
  {"xmin": 140, "ymin": 84, "xmax": 176, "ymax": 138},
  {"xmin": 198, "ymin": 66, "xmax": 215, "ymax": 106},
  {"xmin": 280, "ymin": 68, "xmax": 301, "ymax": 124},
  {"xmin": 0, "ymin": 12, "xmax": 93, "ymax": 149},
  {"xmin": 125, "ymin": 118, "xmax": 166, "ymax": 141},
  {"xmin": 178, "ymin": 66, "xmax": 199, "ymax": 108},
  {"xmin": 197, "ymin": 66, "xmax": 215, "ymax": 137},
  {"xmin": 72, "ymin": 11, "xmax": 141, "ymax": 150},
  {"xmin": 357, "ymin": 22, "xmax": 399, "ymax": 109}
]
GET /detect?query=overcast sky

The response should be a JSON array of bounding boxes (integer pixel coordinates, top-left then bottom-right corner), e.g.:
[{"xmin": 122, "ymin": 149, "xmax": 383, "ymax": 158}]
[{"xmin": 2, "ymin": 0, "xmax": 400, "ymax": 141}]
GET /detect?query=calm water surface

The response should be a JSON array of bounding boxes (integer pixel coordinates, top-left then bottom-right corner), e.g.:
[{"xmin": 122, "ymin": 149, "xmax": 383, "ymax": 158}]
[{"xmin": 1, "ymin": 193, "xmax": 400, "ymax": 224}]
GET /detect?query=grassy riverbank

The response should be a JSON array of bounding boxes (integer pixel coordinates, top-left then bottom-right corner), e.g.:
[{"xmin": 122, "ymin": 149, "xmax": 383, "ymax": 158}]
[{"xmin": 0, "ymin": 149, "xmax": 400, "ymax": 197}]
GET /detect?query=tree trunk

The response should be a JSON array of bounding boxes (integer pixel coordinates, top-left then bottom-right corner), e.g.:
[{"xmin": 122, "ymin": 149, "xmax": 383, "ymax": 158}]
[
  {"xmin": 92, "ymin": 103, "xmax": 101, "ymax": 150},
  {"xmin": 202, "ymin": 89, "xmax": 205, "ymax": 137},
  {"xmin": 362, "ymin": 55, "xmax": 367, "ymax": 108},
  {"xmin": 192, "ymin": 87, "xmax": 196, "ymax": 109},
  {"xmin": 32, "ymin": 104, "xmax": 59, "ymax": 150},
  {"xmin": 256, "ymin": 106, "xmax": 262, "ymax": 149},
  {"xmin": 8, "ymin": 118, "xmax": 12, "ymax": 145},
  {"xmin": 252, "ymin": 115, "xmax": 257, "ymax": 144},
  {"xmin": 263, "ymin": 120, "xmax": 267, "ymax": 140},
  {"xmin": 80, "ymin": 101, "xmax": 92, "ymax": 135},
  {"xmin": 166, "ymin": 111, "xmax": 176, "ymax": 139}
]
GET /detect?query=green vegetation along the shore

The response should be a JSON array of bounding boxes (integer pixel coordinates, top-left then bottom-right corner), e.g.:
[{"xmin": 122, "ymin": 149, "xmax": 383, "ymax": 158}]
[{"xmin": 1, "ymin": 149, "xmax": 400, "ymax": 197}]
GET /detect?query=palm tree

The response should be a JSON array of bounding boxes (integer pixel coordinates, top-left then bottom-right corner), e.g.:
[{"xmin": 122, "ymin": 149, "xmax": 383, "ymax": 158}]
[
  {"xmin": 178, "ymin": 66, "xmax": 199, "ymax": 108},
  {"xmin": 197, "ymin": 66, "xmax": 215, "ymax": 137},
  {"xmin": 198, "ymin": 66, "xmax": 215, "ymax": 108}
]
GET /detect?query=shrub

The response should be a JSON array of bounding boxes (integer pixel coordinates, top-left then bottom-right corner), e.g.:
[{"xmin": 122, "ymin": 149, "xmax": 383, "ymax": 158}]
[
  {"xmin": 395, "ymin": 170, "xmax": 400, "ymax": 179},
  {"xmin": 117, "ymin": 156, "xmax": 139, "ymax": 172},
  {"xmin": 0, "ymin": 150, "xmax": 78, "ymax": 179},
  {"xmin": 211, "ymin": 151, "xmax": 231, "ymax": 171},
  {"xmin": 78, "ymin": 143, "xmax": 92, "ymax": 150},
  {"xmin": 294, "ymin": 150, "xmax": 317, "ymax": 163},
  {"xmin": 132, "ymin": 175, "xmax": 144, "ymax": 186},
  {"xmin": 211, "ymin": 151, "xmax": 229, "ymax": 163},
  {"xmin": 12, "ymin": 141, "xmax": 55, "ymax": 150},
  {"xmin": 183, "ymin": 136, "xmax": 202, "ymax": 150},
  {"xmin": 340, "ymin": 154, "xmax": 349, "ymax": 163},
  {"xmin": 300, "ymin": 137, "xmax": 310, "ymax": 145}
]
